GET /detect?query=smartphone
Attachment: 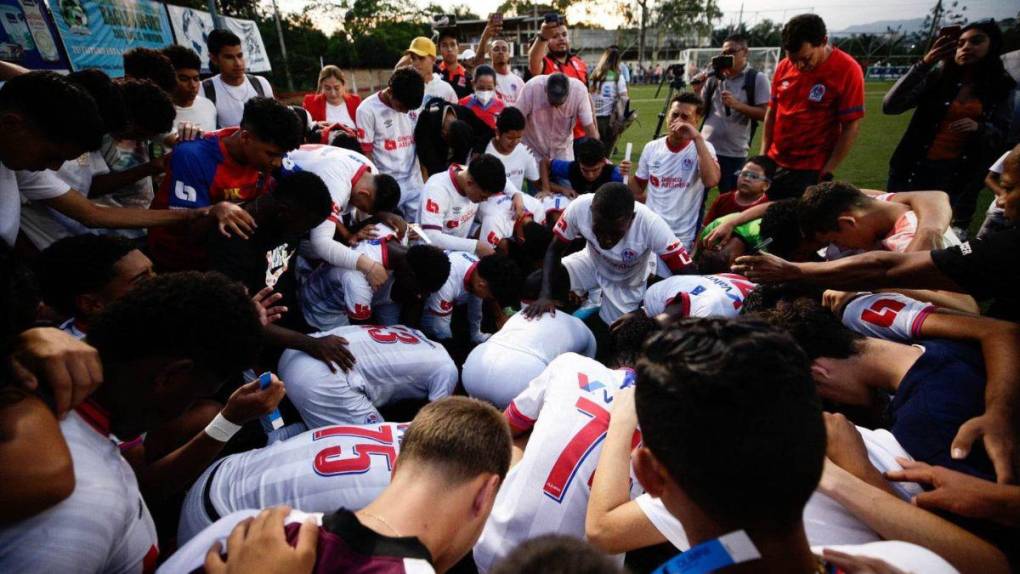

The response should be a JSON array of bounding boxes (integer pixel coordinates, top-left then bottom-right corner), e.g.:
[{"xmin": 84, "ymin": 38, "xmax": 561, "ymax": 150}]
[
  {"xmin": 489, "ymin": 12, "xmax": 503, "ymax": 26},
  {"xmin": 544, "ymin": 12, "xmax": 562, "ymax": 25},
  {"xmin": 938, "ymin": 25, "xmax": 962, "ymax": 40}
]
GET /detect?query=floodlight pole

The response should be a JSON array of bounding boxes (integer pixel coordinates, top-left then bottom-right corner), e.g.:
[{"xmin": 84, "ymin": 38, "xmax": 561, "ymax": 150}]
[{"xmin": 271, "ymin": 0, "xmax": 295, "ymax": 92}]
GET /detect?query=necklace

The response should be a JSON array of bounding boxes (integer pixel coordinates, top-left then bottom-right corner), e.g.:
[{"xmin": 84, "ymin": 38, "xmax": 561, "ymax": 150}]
[
  {"xmin": 361, "ymin": 511, "xmax": 402, "ymax": 537},
  {"xmin": 221, "ymin": 78, "xmax": 253, "ymax": 104}
]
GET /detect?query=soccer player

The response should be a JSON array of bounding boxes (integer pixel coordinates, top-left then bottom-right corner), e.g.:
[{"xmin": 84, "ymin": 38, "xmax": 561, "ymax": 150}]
[
  {"xmin": 485, "ymin": 107, "xmax": 543, "ymax": 192},
  {"xmin": 638, "ymin": 272, "xmax": 756, "ymax": 321},
  {"xmin": 300, "ymin": 226, "xmax": 451, "ymax": 330},
  {"xmin": 200, "ymin": 29, "xmax": 275, "ymax": 128},
  {"xmin": 631, "ymin": 92, "xmax": 721, "ymax": 249},
  {"xmin": 160, "ymin": 397, "xmax": 512, "ymax": 574},
  {"xmin": 178, "ymin": 421, "xmax": 409, "ymax": 543},
  {"xmin": 356, "ymin": 67, "xmax": 426, "ymax": 220},
  {"xmin": 421, "ymin": 252, "xmax": 523, "ymax": 344},
  {"xmin": 418, "ymin": 153, "xmax": 507, "ymax": 255},
  {"xmin": 477, "ymin": 186, "xmax": 546, "ymax": 252},
  {"xmin": 463, "ymin": 266, "xmax": 596, "ymax": 408},
  {"xmin": 471, "ymin": 316, "xmax": 659, "ymax": 572}
]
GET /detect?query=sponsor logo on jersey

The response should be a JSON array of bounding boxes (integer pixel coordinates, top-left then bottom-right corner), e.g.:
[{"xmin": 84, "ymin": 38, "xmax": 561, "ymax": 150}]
[
  {"xmin": 426, "ymin": 198, "xmax": 440, "ymax": 214},
  {"xmin": 577, "ymin": 373, "xmax": 605, "ymax": 392},
  {"xmin": 440, "ymin": 300, "xmax": 454, "ymax": 311},
  {"xmin": 445, "ymin": 220, "xmax": 460, "ymax": 229},
  {"xmin": 808, "ymin": 84, "xmax": 826, "ymax": 102},
  {"xmin": 649, "ymin": 175, "xmax": 661, "ymax": 186},
  {"xmin": 487, "ymin": 230, "xmax": 500, "ymax": 246},
  {"xmin": 384, "ymin": 139, "xmax": 396, "ymax": 151}
]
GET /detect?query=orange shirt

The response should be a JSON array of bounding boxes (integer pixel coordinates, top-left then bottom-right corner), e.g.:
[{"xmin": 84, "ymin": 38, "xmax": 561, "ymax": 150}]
[{"xmin": 926, "ymin": 99, "xmax": 983, "ymax": 161}]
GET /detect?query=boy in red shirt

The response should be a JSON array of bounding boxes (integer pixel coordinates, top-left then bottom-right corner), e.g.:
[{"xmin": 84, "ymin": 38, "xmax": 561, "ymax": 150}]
[{"xmin": 703, "ymin": 155, "xmax": 775, "ymax": 225}]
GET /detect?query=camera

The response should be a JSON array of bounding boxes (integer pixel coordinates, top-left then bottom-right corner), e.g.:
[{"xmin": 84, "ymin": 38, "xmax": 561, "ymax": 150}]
[
  {"xmin": 710, "ymin": 54, "xmax": 734, "ymax": 78},
  {"xmin": 544, "ymin": 12, "xmax": 564, "ymax": 25},
  {"xmin": 431, "ymin": 14, "xmax": 457, "ymax": 29}
]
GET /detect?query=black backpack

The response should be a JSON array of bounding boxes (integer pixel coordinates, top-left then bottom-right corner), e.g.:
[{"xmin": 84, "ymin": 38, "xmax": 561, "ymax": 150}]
[{"xmin": 702, "ymin": 67, "xmax": 761, "ymax": 141}]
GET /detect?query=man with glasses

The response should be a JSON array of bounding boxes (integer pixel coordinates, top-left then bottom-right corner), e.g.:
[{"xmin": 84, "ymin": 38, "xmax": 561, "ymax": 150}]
[{"xmin": 693, "ymin": 34, "xmax": 771, "ymax": 195}]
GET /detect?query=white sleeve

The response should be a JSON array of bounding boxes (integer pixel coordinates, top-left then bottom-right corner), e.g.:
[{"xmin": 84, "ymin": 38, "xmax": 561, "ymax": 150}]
[
  {"xmin": 840, "ymin": 293, "xmax": 934, "ymax": 342},
  {"xmin": 552, "ymin": 198, "xmax": 583, "ymax": 242},
  {"xmin": 356, "ymin": 106, "xmax": 375, "ymax": 150},
  {"xmin": 581, "ymin": 324, "xmax": 597, "ymax": 358},
  {"xmin": 634, "ymin": 494, "xmax": 691, "ymax": 551},
  {"xmin": 989, "ymin": 151, "xmax": 1008, "ymax": 174},
  {"xmin": 258, "ymin": 76, "xmax": 274, "ymax": 98},
  {"xmin": 421, "ymin": 305, "xmax": 453, "ymax": 340},
  {"xmin": 815, "ymin": 542, "xmax": 957, "ymax": 574},
  {"xmin": 525, "ymin": 152, "xmax": 540, "ymax": 182},
  {"xmin": 424, "ymin": 229, "xmax": 478, "ymax": 252},
  {"xmin": 636, "ymin": 145, "xmax": 651, "ymax": 180},
  {"xmin": 307, "ymin": 220, "xmax": 361, "ymax": 269},
  {"xmin": 17, "ymin": 169, "xmax": 71, "ymax": 200},
  {"xmin": 505, "ymin": 358, "xmax": 558, "ymax": 429}
]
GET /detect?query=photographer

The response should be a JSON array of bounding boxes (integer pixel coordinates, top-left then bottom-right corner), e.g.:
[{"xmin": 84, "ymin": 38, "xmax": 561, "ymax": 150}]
[{"xmin": 692, "ymin": 34, "xmax": 771, "ymax": 194}]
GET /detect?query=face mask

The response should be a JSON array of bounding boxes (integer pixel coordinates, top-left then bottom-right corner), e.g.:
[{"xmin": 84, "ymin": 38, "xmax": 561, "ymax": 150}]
[{"xmin": 475, "ymin": 90, "xmax": 495, "ymax": 105}]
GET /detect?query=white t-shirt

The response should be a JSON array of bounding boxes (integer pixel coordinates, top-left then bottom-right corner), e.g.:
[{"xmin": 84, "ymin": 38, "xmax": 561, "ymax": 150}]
[
  {"xmin": 553, "ymin": 193, "xmax": 692, "ymax": 288},
  {"xmin": 840, "ymin": 292, "xmax": 935, "ymax": 342},
  {"xmin": 495, "ymin": 71, "xmax": 525, "ymax": 105},
  {"xmin": 0, "ymin": 411, "xmax": 158, "ymax": 573},
  {"xmin": 18, "ymin": 152, "xmax": 110, "ymax": 248},
  {"xmin": 484, "ymin": 140, "xmax": 539, "ymax": 190},
  {"xmin": 592, "ymin": 73, "xmax": 628, "ymax": 117},
  {"xmin": 635, "ymin": 136, "xmax": 718, "ymax": 248},
  {"xmin": 199, "ymin": 74, "xmax": 274, "ymax": 128},
  {"xmin": 474, "ymin": 353, "xmax": 639, "ymax": 572},
  {"xmin": 478, "ymin": 187, "xmax": 546, "ymax": 249},
  {"xmin": 643, "ymin": 273, "xmax": 756, "ymax": 318},
  {"xmin": 356, "ymin": 93, "xmax": 421, "ymax": 186},
  {"xmin": 419, "ymin": 166, "xmax": 481, "ymax": 252},
  {"xmin": 0, "ymin": 163, "xmax": 69, "ymax": 246},
  {"xmin": 173, "ymin": 96, "xmax": 218, "ymax": 132},
  {"xmin": 485, "ymin": 312, "xmax": 597, "ymax": 364},
  {"xmin": 425, "ymin": 250, "xmax": 479, "ymax": 317},
  {"xmin": 326, "ymin": 101, "xmax": 356, "ymax": 128}
]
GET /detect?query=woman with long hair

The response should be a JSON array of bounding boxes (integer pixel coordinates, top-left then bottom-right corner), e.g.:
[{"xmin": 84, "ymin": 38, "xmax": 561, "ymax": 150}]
[
  {"xmin": 883, "ymin": 19, "xmax": 1015, "ymax": 235},
  {"xmin": 302, "ymin": 65, "xmax": 362, "ymax": 129},
  {"xmin": 589, "ymin": 46, "xmax": 629, "ymax": 154}
]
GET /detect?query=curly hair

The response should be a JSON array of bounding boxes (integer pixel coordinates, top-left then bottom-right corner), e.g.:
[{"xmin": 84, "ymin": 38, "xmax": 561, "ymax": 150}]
[
  {"xmin": 241, "ymin": 97, "xmax": 304, "ymax": 152},
  {"xmin": 67, "ymin": 69, "xmax": 128, "ymax": 135},
  {"xmin": 161, "ymin": 44, "xmax": 202, "ymax": 72},
  {"xmin": 119, "ymin": 78, "xmax": 175, "ymax": 137},
  {"xmin": 477, "ymin": 253, "xmax": 523, "ymax": 308},
  {"xmin": 406, "ymin": 245, "xmax": 451, "ymax": 295},
  {"xmin": 123, "ymin": 47, "xmax": 176, "ymax": 93},
  {"xmin": 37, "ymin": 235, "xmax": 138, "ymax": 318}
]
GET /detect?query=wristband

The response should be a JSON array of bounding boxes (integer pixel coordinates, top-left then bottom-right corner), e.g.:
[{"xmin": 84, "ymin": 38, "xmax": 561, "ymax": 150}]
[{"xmin": 204, "ymin": 412, "xmax": 242, "ymax": 442}]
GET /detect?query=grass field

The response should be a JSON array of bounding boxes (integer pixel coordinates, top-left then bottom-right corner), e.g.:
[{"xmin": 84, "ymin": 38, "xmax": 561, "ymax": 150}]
[{"xmin": 610, "ymin": 81, "xmax": 994, "ymax": 234}]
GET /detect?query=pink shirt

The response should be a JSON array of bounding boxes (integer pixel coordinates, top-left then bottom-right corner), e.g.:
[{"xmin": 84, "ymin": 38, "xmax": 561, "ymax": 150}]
[{"xmin": 515, "ymin": 75, "xmax": 593, "ymax": 162}]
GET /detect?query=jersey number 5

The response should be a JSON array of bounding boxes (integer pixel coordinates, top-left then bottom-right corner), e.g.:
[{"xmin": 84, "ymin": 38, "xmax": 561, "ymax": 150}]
[
  {"xmin": 543, "ymin": 397, "xmax": 610, "ymax": 503},
  {"xmin": 860, "ymin": 299, "xmax": 906, "ymax": 328},
  {"xmin": 312, "ymin": 424, "xmax": 398, "ymax": 476}
]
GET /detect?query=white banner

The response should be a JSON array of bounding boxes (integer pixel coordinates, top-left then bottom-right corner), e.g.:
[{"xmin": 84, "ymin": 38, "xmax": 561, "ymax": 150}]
[
  {"xmin": 166, "ymin": 4, "xmax": 271, "ymax": 73},
  {"xmin": 223, "ymin": 16, "xmax": 270, "ymax": 73}
]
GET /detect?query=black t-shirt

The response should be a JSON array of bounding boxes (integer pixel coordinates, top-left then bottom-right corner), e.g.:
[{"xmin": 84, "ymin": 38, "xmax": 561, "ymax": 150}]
[
  {"xmin": 567, "ymin": 162, "xmax": 618, "ymax": 195},
  {"xmin": 414, "ymin": 98, "xmax": 494, "ymax": 177},
  {"xmin": 206, "ymin": 227, "xmax": 300, "ymax": 317},
  {"xmin": 930, "ymin": 226, "xmax": 1020, "ymax": 321}
]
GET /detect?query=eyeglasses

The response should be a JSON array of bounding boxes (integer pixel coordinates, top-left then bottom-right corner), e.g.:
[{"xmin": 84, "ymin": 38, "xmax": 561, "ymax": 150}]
[{"xmin": 735, "ymin": 170, "xmax": 769, "ymax": 182}]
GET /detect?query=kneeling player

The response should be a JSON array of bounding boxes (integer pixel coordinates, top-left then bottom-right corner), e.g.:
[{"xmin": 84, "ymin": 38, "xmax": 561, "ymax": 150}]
[
  {"xmin": 421, "ymin": 251, "xmax": 523, "ymax": 344},
  {"xmin": 638, "ymin": 273, "xmax": 756, "ymax": 322}
]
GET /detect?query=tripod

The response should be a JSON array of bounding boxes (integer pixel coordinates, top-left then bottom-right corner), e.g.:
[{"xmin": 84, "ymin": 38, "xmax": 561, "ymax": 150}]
[{"xmin": 653, "ymin": 76, "xmax": 688, "ymax": 140}]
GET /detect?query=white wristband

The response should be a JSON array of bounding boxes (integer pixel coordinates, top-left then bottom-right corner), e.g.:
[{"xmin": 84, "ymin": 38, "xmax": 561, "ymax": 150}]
[{"xmin": 204, "ymin": 412, "xmax": 242, "ymax": 442}]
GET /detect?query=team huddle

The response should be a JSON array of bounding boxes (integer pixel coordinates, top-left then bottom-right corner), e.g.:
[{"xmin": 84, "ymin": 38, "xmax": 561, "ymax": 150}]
[{"xmin": 1, "ymin": 9, "xmax": 1019, "ymax": 574}]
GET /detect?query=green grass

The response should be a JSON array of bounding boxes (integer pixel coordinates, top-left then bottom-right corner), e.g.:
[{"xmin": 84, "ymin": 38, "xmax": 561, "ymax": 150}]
[{"xmin": 611, "ymin": 81, "xmax": 994, "ymax": 234}]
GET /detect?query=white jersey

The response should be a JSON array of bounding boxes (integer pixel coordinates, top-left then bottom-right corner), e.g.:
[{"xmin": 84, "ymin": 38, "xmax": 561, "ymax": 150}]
[
  {"xmin": 421, "ymin": 251, "xmax": 484, "ymax": 341},
  {"xmin": 279, "ymin": 325, "xmax": 457, "ymax": 428},
  {"xmin": 495, "ymin": 71, "xmax": 525, "ymax": 105},
  {"xmin": 356, "ymin": 93, "xmax": 421, "ymax": 186},
  {"xmin": 553, "ymin": 193, "xmax": 692, "ymax": 288},
  {"xmin": 418, "ymin": 166, "xmax": 480, "ymax": 252},
  {"xmin": 643, "ymin": 274, "xmax": 756, "ymax": 318},
  {"xmin": 474, "ymin": 353, "xmax": 639, "ymax": 572},
  {"xmin": 840, "ymin": 292, "xmax": 935, "ymax": 342},
  {"xmin": 478, "ymin": 189, "xmax": 546, "ymax": 249},
  {"xmin": 540, "ymin": 193, "xmax": 572, "ymax": 219},
  {"xmin": 0, "ymin": 409, "xmax": 158, "ymax": 573},
  {"xmin": 179, "ymin": 423, "xmax": 406, "ymax": 543},
  {"xmin": 0, "ymin": 163, "xmax": 69, "ymax": 247},
  {"xmin": 199, "ymin": 74, "xmax": 274, "ymax": 128},
  {"xmin": 635, "ymin": 137, "xmax": 718, "ymax": 248},
  {"xmin": 484, "ymin": 140, "xmax": 539, "ymax": 190},
  {"xmin": 489, "ymin": 312, "xmax": 596, "ymax": 364},
  {"xmin": 825, "ymin": 194, "xmax": 960, "ymax": 259}
]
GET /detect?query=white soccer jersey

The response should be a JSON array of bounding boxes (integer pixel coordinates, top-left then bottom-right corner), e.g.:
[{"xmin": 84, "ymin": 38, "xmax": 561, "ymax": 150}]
[
  {"xmin": 418, "ymin": 166, "xmax": 481, "ymax": 252},
  {"xmin": 0, "ymin": 408, "xmax": 158, "ymax": 573},
  {"xmin": 279, "ymin": 325, "xmax": 458, "ymax": 428},
  {"xmin": 489, "ymin": 312, "xmax": 596, "ymax": 364},
  {"xmin": 840, "ymin": 292, "xmax": 934, "ymax": 342},
  {"xmin": 286, "ymin": 145, "xmax": 375, "ymax": 219},
  {"xmin": 478, "ymin": 189, "xmax": 546, "ymax": 249},
  {"xmin": 495, "ymin": 71, "xmax": 525, "ymax": 105},
  {"xmin": 485, "ymin": 140, "xmax": 539, "ymax": 190},
  {"xmin": 553, "ymin": 193, "xmax": 692, "ymax": 287},
  {"xmin": 473, "ymin": 353, "xmax": 640, "ymax": 572},
  {"xmin": 356, "ymin": 93, "xmax": 420, "ymax": 185},
  {"xmin": 421, "ymin": 251, "xmax": 484, "ymax": 341},
  {"xmin": 540, "ymin": 193, "xmax": 572, "ymax": 220},
  {"xmin": 635, "ymin": 137, "xmax": 718, "ymax": 248},
  {"xmin": 643, "ymin": 274, "xmax": 756, "ymax": 318},
  {"xmin": 178, "ymin": 423, "xmax": 406, "ymax": 543}
]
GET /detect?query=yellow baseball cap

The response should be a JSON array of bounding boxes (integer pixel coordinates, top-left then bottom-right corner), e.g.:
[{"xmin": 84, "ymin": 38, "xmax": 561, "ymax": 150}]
[{"xmin": 405, "ymin": 37, "xmax": 437, "ymax": 58}]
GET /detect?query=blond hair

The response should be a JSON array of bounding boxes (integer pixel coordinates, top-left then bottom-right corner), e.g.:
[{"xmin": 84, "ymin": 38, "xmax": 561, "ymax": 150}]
[{"xmin": 317, "ymin": 65, "xmax": 346, "ymax": 90}]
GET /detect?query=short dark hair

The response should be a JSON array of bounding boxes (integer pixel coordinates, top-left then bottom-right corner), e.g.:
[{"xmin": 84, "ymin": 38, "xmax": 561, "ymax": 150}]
[
  {"xmin": 724, "ymin": 33, "xmax": 749, "ymax": 47},
  {"xmin": 478, "ymin": 253, "xmax": 523, "ymax": 308},
  {"xmin": 161, "ymin": 44, "xmax": 202, "ymax": 72},
  {"xmin": 273, "ymin": 171, "xmax": 332, "ymax": 221},
  {"xmin": 437, "ymin": 28, "xmax": 459, "ymax": 42},
  {"xmin": 446, "ymin": 119, "xmax": 475, "ymax": 161},
  {"xmin": 37, "ymin": 235, "xmax": 138, "ymax": 318},
  {"xmin": 467, "ymin": 153, "xmax": 507, "ymax": 194},
  {"xmin": 591, "ymin": 182, "xmax": 634, "ymax": 221},
  {"xmin": 325, "ymin": 125, "xmax": 362, "ymax": 153},
  {"xmin": 241, "ymin": 97, "xmax": 304, "ymax": 151},
  {"xmin": 745, "ymin": 155, "xmax": 777, "ymax": 180},
  {"xmin": 613, "ymin": 314, "xmax": 660, "ymax": 366},
  {"xmin": 120, "ymin": 79, "xmax": 175, "ymax": 136},
  {"xmin": 798, "ymin": 181, "xmax": 869, "ymax": 237},
  {"xmin": 496, "ymin": 106, "xmax": 526, "ymax": 133},
  {"xmin": 671, "ymin": 91, "xmax": 705, "ymax": 117},
  {"xmin": 372, "ymin": 174, "xmax": 401, "ymax": 213},
  {"xmin": 67, "ymin": 69, "xmax": 128, "ymax": 135},
  {"xmin": 88, "ymin": 271, "xmax": 263, "ymax": 380},
  {"xmin": 207, "ymin": 29, "xmax": 242, "ymax": 56},
  {"xmin": 0, "ymin": 71, "xmax": 105, "ymax": 153},
  {"xmin": 523, "ymin": 265, "xmax": 569, "ymax": 302},
  {"xmin": 518, "ymin": 221, "xmax": 553, "ymax": 266},
  {"xmin": 575, "ymin": 137, "xmax": 607, "ymax": 167},
  {"xmin": 123, "ymin": 48, "xmax": 176, "ymax": 93},
  {"xmin": 783, "ymin": 14, "xmax": 827, "ymax": 53},
  {"xmin": 389, "ymin": 67, "xmax": 425, "ymax": 111},
  {"xmin": 636, "ymin": 318, "xmax": 825, "ymax": 527},
  {"xmin": 759, "ymin": 199, "xmax": 803, "ymax": 259},
  {"xmin": 755, "ymin": 298, "xmax": 861, "ymax": 361},
  {"xmin": 473, "ymin": 64, "xmax": 496, "ymax": 83},
  {"xmin": 406, "ymin": 245, "xmax": 451, "ymax": 294},
  {"xmin": 491, "ymin": 535, "xmax": 622, "ymax": 574},
  {"xmin": 0, "ymin": 247, "xmax": 40, "ymax": 337}
]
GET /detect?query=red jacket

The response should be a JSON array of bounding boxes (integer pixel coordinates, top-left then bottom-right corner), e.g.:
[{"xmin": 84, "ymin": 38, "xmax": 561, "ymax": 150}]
[{"xmin": 302, "ymin": 92, "xmax": 362, "ymax": 126}]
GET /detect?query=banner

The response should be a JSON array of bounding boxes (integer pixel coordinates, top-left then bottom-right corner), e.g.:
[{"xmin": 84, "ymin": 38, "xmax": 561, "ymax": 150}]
[
  {"xmin": 47, "ymin": 0, "xmax": 174, "ymax": 76},
  {"xmin": 166, "ymin": 4, "xmax": 270, "ymax": 73},
  {"xmin": 0, "ymin": 0, "xmax": 68, "ymax": 70}
]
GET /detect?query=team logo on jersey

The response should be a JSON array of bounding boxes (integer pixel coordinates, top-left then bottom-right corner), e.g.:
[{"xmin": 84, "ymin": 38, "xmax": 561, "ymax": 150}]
[
  {"xmin": 426, "ymin": 198, "xmax": 440, "ymax": 213},
  {"xmin": 384, "ymin": 139, "xmax": 397, "ymax": 151},
  {"xmin": 264, "ymin": 245, "xmax": 295, "ymax": 289},
  {"xmin": 351, "ymin": 303, "xmax": 371, "ymax": 320},
  {"xmin": 621, "ymin": 248, "xmax": 639, "ymax": 264},
  {"xmin": 808, "ymin": 84, "xmax": 826, "ymax": 102},
  {"xmin": 681, "ymin": 157, "xmax": 695, "ymax": 171},
  {"xmin": 445, "ymin": 220, "xmax": 459, "ymax": 229},
  {"xmin": 224, "ymin": 187, "xmax": 244, "ymax": 201},
  {"xmin": 365, "ymin": 413, "xmax": 381, "ymax": 424},
  {"xmin": 439, "ymin": 300, "xmax": 454, "ymax": 311},
  {"xmin": 577, "ymin": 373, "xmax": 605, "ymax": 392}
]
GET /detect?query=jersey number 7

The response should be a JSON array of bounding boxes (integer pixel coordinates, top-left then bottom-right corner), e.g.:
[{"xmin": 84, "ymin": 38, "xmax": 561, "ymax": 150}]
[
  {"xmin": 312, "ymin": 424, "xmax": 399, "ymax": 476},
  {"xmin": 543, "ymin": 397, "xmax": 610, "ymax": 503}
]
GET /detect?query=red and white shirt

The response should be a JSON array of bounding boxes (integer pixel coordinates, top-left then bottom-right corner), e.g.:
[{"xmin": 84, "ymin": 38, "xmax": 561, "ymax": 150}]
[
  {"xmin": 478, "ymin": 187, "xmax": 546, "ymax": 249},
  {"xmin": 495, "ymin": 71, "xmax": 525, "ymax": 105},
  {"xmin": 419, "ymin": 166, "xmax": 481, "ymax": 252},
  {"xmin": 356, "ymin": 92, "xmax": 421, "ymax": 187},
  {"xmin": 824, "ymin": 193, "xmax": 960, "ymax": 260},
  {"xmin": 643, "ymin": 274, "xmax": 756, "ymax": 318},
  {"xmin": 635, "ymin": 136, "xmax": 718, "ymax": 248},
  {"xmin": 840, "ymin": 292, "xmax": 935, "ymax": 342}
]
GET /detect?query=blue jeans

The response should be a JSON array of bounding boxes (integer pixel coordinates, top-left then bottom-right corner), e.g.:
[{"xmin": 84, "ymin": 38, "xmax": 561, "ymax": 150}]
[{"xmin": 716, "ymin": 155, "xmax": 746, "ymax": 193}]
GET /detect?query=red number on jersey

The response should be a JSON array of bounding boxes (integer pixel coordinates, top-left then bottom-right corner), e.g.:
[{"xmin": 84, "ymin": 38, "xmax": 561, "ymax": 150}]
[
  {"xmin": 860, "ymin": 299, "xmax": 907, "ymax": 328},
  {"xmin": 312, "ymin": 424, "xmax": 398, "ymax": 476},
  {"xmin": 543, "ymin": 397, "xmax": 611, "ymax": 503},
  {"xmin": 364, "ymin": 325, "xmax": 421, "ymax": 345}
]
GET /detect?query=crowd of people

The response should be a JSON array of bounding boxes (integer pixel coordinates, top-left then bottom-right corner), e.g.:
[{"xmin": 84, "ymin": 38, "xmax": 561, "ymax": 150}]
[{"xmin": 0, "ymin": 10, "xmax": 1018, "ymax": 574}]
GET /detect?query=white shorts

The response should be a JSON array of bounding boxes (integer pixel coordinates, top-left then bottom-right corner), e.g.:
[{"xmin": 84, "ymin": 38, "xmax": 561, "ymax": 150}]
[
  {"xmin": 563, "ymin": 247, "xmax": 645, "ymax": 324},
  {"xmin": 462, "ymin": 342, "xmax": 548, "ymax": 409}
]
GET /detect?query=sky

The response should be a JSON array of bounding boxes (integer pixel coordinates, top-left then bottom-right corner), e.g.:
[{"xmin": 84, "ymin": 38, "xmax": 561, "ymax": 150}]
[{"xmin": 271, "ymin": 0, "xmax": 1019, "ymax": 36}]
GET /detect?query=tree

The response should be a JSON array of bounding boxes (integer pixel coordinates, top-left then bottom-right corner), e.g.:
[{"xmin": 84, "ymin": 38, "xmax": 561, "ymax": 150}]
[{"xmin": 921, "ymin": 0, "xmax": 966, "ymax": 46}]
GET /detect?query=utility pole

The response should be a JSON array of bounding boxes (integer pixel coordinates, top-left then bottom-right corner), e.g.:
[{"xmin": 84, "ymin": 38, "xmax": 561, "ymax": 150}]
[
  {"xmin": 926, "ymin": 0, "xmax": 943, "ymax": 44},
  {"xmin": 207, "ymin": 0, "xmax": 224, "ymax": 29},
  {"xmin": 270, "ymin": 0, "xmax": 295, "ymax": 92}
]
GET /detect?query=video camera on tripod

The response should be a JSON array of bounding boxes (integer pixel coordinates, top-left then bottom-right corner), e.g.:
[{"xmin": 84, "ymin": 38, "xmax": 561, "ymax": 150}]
[{"xmin": 652, "ymin": 63, "xmax": 690, "ymax": 139}]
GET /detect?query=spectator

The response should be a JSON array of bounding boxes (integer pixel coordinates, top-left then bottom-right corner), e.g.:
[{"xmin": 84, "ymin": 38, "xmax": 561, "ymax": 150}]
[
  {"xmin": 460, "ymin": 65, "xmax": 505, "ymax": 131},
  {"xmin": 884, "ymin": 20, "xmax": 1014, "ymax": 236},
  {"xmin": 516, "ymin": 73, "xmax": 598, "ymax": 162},
  {"xmin": 696, "ymin": 34, "xmax": 771, "ymax": 194},
  {"xmin": 542, "ymin": 137, "xmax": 628, "ymax": 197},
  {"xmin": 162, "ymin": 45, "xmax": 217, "ymax": 132},
  {"xmin": 764, "ymin": 14, "xmax": 864, "ymax": 199},
  {"xmin": 703, "ymin": 154, "xmax": 775, "ymax": 224},
  {"xmin": 528, "ymin": 15, "xmax": 592, "ymax": 140},
  {"xmin": 485, "ymin": 107, "xmax": 543, "ymax": 192},
  {"xmin": 437, "ymin": 28, "xmax": 472, "ymax": 99},
  {"xmin": 489, "ymin": 39, "xmax": 524, "ymax": 104},
  {"xmin": 200, "ymin": 29, "xmax": 275, "ymax": 128},
  {"xmin": 301, "ymin": 65, "xmax": 361, "ymax": 130},
  {"xmin": 396, "ymin": 37, "xmax": 457, "ymax": 122},
  {"xmin": 589, "ymin": 46, "xmax": 629, "ymax": 154},
  {"xmin": 414, "ymin": 97, "xmax": 493, "ymax": 179}
]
